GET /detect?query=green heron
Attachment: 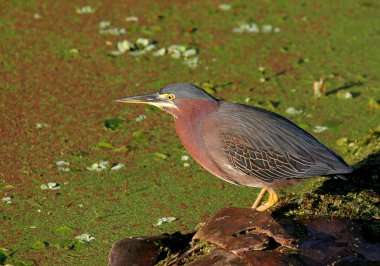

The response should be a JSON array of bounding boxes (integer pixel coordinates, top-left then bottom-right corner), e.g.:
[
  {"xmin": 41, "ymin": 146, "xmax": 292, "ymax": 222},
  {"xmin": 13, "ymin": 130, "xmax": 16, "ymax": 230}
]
[{"xmin": 116, "ymin": 83, "xmax": 352, "ymax": 211}]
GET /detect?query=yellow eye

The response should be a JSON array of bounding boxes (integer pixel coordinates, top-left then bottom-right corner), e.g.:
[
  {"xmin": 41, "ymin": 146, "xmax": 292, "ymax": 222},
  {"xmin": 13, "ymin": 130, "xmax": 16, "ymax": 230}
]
[{"xmin": 167, "ymin": 94, "xmax": 175, "ymax": 101}]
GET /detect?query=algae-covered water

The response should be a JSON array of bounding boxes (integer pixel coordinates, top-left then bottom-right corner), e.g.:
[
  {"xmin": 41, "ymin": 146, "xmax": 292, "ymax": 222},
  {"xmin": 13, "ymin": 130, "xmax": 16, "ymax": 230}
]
[{"xmin": 0, "ymin": 1, "xmax": 379, "ymax": 265}]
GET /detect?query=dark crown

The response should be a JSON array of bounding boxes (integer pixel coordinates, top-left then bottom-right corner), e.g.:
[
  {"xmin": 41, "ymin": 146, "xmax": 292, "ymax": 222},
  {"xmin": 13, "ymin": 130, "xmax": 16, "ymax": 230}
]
[{"xmin": 160, "ymin": 83, "xmax": 219, "ymax": 103}]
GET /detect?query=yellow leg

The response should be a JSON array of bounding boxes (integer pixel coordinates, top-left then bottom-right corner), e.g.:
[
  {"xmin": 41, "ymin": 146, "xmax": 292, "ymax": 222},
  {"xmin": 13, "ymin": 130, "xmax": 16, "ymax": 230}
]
[
  {"xmin": 256, "ymin": 187, "xmax": 279, "ymax": 212},
  {"xmin": 251, "ymin": 187, "xmax": 267, "ymax": 209}
]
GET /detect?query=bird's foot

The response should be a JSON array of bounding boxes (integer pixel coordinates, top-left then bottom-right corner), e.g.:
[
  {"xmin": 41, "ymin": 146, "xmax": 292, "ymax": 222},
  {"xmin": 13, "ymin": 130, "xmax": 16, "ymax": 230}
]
[
  {"xmin": 255, "ymin": 188, "xmax": 279, "ymax": 212},
  {"xmin": 251, "ymin": 187, "xmax": 267, "ymax": 209}
]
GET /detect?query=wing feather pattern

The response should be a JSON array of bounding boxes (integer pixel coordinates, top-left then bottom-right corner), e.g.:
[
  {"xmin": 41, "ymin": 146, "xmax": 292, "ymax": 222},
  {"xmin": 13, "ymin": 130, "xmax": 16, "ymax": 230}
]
[{"xmin": 211, "ymin": 102, "xmax": 352, "ymax": 183}]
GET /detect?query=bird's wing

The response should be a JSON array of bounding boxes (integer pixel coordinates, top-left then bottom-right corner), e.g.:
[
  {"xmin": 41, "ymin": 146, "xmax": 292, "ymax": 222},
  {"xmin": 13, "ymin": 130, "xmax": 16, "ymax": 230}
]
[{"xmin": 203, "ymin": 102, "xmax": 350, "ymax": 183}]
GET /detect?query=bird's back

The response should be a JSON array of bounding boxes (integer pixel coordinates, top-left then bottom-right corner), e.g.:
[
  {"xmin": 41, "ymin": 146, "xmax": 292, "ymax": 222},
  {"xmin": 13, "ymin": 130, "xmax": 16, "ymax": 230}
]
[{"xmin": 201, "ymin": 101, "xmax": 352, "ymax": 186}]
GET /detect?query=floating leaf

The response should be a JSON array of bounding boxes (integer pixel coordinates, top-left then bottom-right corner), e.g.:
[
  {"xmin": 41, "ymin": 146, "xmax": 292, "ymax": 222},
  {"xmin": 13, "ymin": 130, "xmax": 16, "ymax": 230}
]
[
  {"xmin": 117, "ymin": 40, "xmax": 134, "ymax": 53},
  {"xmin": 48, "ymin": 182, "xmax": 60, "ymax": 190},
  {"xmin": 96, "ymin": 142, "xmax": 113, "ymax": 149},
  {"xmin": 76, "ymin": 233, "xmax": 95, "ymax": 243},
  {"xmin": 2, "ymin": 197, "xmax": 12, "ymax": 204},
  {"xmin": 56, "ymin": 226, "xmax": 75, "ymax": 237},
  {"xmin": 153, "ymin": 217, "xmax": 177, "ymax": 226},
  {"xmin": 108, "ymin": 39, "xmax": 198, "ymax": 68},
  {"xmin": 56, "ymin": 161, "xmax": 69, "ymax": 166},
  {"xmin": 183, "ymin": 48, "xmax": 197, "ymax": 58},
  {"xmin": 135, "ymin": 114, "xmax": 147, "ymax": 122},
  {"xmin": 126, "ymin": 16, "xmax": 138, "ymax": 22},
  {"xmin": 153, "ymin": 48, "xmax": 166, "ymax": 56},
  {"xmin": 104, "ymin": 118, "xmax": 124, "ymax": 130},
  {"xmin": 336, "ymin": 90, "xmax": 353, "ymax": 99},
  {"xmin": 313, "ymin": 125, "xmax": 329, "ymax": 133},
  {"xmin": 99, "ymin": 21, "xmax": 111, "ymax": 29},
  {"xmin": 168, "ymin": 45, "xmax": 187, "ymax": 59},
  {"xmin": 87, "ymin": 161, "xmax": 109, "ymax": 171},
  {"xmin": 69, "ymin": 48, "xmax": 79, "ymax": 55},
  {"xmin": 57, "ymin": 167, "xmax": 70, "ymax": 172},
  {"xmin": 336, "ymin": 137, "xmax": 349, "ymax": 146},
  {"xmin": 218, "ymin": 4, "xmax": 232, "ymax": 11},
  {"xmin": 184, "ymin": 56, "xmax": 199, "ymax": 69},
  {"xmin": 262, "ymin": 24, "xmax": 273, "ymax": 33},
  {"xmin": 233, "ymin": 22, "xmax": 259, "ymax": 33},
  {"xmin": 41, "ymin": 183, "xmax": 60, "ymax": 190},
  {"xmin": 40, "ymin": 184, "xmax": 49, "ymax": 190},
  {"xmin": 110, "ymin": 163, "xmax": 124, "ymax": 171},
  {"xmin": 76, "ymin": 6, "xmax": 95, "ymax": 14},
  {"xmin": 136, "ymin": 38, "xmax": 150, "ymax": 48},
  {"xmin": 99, "ymin": 27, "xmax": 126, "ymax": 36},
  {"xmin": 129, "ymin": 50, "xmax": 147, "ymax": 56},
  {"xmin": 181, "ymin": 155, "xmax": 189, "ymax": 161},
  {"xmin": 369, "ymin": 98, "xmax": 380, "ymax": 110},
  {"xmin": 144, "ymin": 44, "xmax": 156, "ymax": 52},
  {"xmin": 111, "ymin": 38, "xmax": 156, "ymax": 56},
  {"xmin": 233, "ymin": 22, "xmax": 279, "ymax": 33},
  {"xmin": 56, "ymin": 160, "xmax": 70, "ymax": 172},
  {"xmin": 35, "ymin": 123, "xmax": 49, "ymax": 129},
  {"xmin": 155, "ymin": 152, "xmax": 169, "ymax": 160},
  {"xmin": 109, "ymin": 50, "xmax": 124, "ymax": 57},
  {"xmin": 286, "ymin": 107, "xmax": 303, "ymax": 115},
  {"xmin": 31, "ymin": 241, "xmax": 48, "ymax": 250}
]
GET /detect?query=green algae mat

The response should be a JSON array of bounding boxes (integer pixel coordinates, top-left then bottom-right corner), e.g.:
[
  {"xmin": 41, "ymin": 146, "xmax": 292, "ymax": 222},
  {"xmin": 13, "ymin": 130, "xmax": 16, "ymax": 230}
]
[{"xmin": 0, "ymin": 1, "xmax": 379, "ymax": 265}]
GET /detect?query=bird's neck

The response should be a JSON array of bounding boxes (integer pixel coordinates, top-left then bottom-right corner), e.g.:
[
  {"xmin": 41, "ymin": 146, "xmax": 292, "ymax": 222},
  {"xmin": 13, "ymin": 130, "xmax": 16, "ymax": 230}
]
[
  {"xmin": 173, "ymin": 99, "xmax": 218, "ymax": 165},
  {"xmin": 174, "ymin": 99, "xmax": 218, "ymax": 130}
]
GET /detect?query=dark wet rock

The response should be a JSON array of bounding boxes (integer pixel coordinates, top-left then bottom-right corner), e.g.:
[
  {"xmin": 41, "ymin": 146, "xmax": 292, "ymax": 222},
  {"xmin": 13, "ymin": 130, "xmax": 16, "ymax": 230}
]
[
  {"xmin": 193, "ymin": 208, "xmax": 300, "ymax": 265},
  {"xmin": 192, "ymin": 209, "xmax": 380, "ymax": 265},
  {"xmin": 193, "ymin": 208, "xmax": 295, "ymax": 250},
  {"xmin": 242, "ymin": 249, "xmax": 302, "ymax": 266},
  {"xmin": 108, "ymin": 237, "xmax": 160, "ymax": 266},
  {"xmin": 186, "ymin": 248, "xmax": 246, "ymax": 266},
  {"xmin": 109, "ymin": 208, "xmax": 380, "ymax": 265},
  {"xmin": 287, "ymin": 217, "xmax": 380, "ymax": 265},
  {"xmin": 108, "ymin": 232, "xmax": 194, "ymax": 266}
]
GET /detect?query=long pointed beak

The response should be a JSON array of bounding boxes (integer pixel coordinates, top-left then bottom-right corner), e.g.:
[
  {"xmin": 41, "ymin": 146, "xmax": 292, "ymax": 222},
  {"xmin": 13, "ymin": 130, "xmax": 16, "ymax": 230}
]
[
  {"xmin": 115, "ymin": 91, "xmax": 178, "ymax": 115},
  {"xmin": 114, "ymin": 92, "xmax": 163, "ymax": 105}
]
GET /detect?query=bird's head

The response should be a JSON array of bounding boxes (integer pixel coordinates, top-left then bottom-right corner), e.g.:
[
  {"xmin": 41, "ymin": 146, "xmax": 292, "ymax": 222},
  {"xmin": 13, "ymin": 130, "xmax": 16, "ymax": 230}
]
[{"xmin": 115, "ymin": 83, "xmax": 219, "ymax": 118}]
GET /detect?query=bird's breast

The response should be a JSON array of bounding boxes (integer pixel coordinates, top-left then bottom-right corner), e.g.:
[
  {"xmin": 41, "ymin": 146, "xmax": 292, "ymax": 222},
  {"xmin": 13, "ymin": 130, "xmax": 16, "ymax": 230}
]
[{"xmin": 173, "ymin": 100, "xmax": 224, "ymax": 178}]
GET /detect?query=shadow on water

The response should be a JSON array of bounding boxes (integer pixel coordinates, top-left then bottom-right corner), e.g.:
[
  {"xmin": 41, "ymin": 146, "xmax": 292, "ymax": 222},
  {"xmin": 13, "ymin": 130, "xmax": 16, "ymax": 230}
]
[
  {"xmin": 325, "ymin": 82, "xmax": 364, "ymax": 97},
  {"xmin": 316, "ymin": 149, "xmax": 380, "ymax": 195}
]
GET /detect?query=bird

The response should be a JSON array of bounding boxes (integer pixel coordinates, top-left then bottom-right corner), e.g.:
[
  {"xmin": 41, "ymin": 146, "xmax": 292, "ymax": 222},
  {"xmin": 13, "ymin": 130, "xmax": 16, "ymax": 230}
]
[{"xmin": 115, "ymin": 83, "xmax": 353, "ymax": 211}]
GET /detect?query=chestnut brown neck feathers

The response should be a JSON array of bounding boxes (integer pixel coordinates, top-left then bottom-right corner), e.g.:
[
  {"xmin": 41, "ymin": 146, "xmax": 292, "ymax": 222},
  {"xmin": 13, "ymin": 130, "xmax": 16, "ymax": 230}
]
[{"xmin": 173, "ymin": 99, "xmax": 223, "ymax": 177}]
